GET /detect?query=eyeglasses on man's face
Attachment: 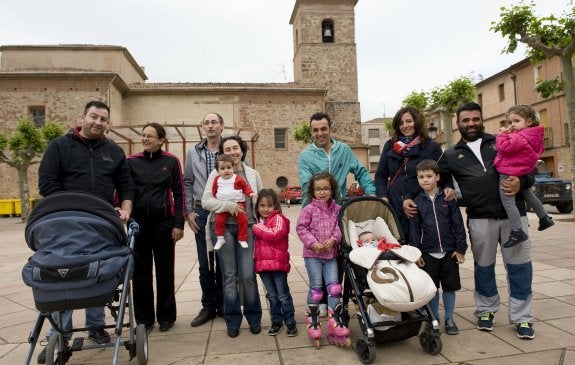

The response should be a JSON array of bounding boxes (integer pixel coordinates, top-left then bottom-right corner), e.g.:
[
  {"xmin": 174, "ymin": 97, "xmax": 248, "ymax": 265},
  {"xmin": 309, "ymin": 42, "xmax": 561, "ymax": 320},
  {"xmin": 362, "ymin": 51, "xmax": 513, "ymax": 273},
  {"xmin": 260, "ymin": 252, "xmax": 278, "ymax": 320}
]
[{"xmin": 203, "ymin": 120, "xmax": 221, "ymax": 126}]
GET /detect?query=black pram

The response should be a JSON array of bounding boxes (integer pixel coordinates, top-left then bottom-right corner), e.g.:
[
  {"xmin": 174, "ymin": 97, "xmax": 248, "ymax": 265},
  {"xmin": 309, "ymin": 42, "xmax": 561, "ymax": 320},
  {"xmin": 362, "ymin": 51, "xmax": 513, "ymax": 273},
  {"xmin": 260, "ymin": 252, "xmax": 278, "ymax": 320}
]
[{"xmin": 22, "ymin": 192, "xmax": 148, "ymax": 365}]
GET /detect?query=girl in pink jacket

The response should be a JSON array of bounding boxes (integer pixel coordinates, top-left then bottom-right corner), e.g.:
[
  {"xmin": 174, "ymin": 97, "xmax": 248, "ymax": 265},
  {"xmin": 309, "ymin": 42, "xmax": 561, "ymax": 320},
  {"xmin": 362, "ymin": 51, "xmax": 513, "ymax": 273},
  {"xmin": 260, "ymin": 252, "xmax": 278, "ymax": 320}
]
[
  {"xmin": 494, "ymin": 105, "xmax": 554, "ymax": 248},
  {"xmin": 252, "ymin": 189, "xmax": 297, "ymax": 337}
]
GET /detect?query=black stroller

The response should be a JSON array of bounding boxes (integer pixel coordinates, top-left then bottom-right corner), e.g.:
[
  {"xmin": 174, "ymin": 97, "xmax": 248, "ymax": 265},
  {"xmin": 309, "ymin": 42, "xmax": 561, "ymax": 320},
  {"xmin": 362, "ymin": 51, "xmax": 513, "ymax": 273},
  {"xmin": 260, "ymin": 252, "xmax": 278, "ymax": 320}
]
[
  {"xmin": 338, "ymin": 196, "xmax": 442, "ymax": 364},
  {"xmin": 22, "ymin": 192, "xmax": 148, "ymax": 365}
]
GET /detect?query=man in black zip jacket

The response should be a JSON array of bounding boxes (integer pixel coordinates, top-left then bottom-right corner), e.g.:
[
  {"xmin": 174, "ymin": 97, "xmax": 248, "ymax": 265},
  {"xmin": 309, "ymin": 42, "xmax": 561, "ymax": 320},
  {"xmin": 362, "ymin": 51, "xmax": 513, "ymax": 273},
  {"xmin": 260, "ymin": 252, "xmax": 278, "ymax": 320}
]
[{"xmin": 37, "ymin": 100, "xmax": 134, "ymax": 363}]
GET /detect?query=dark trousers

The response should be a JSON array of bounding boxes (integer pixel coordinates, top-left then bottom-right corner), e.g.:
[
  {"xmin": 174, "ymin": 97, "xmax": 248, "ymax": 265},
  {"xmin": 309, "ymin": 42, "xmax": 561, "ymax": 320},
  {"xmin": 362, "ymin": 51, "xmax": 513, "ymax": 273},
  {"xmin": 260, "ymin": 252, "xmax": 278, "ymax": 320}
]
[
  {"xmin": 195, "ymin": 207, "xmax": 223, "ymax": 312},
  {"xmin": 133, "ymin": 220, "xmax": 177, "ymax": 325}
]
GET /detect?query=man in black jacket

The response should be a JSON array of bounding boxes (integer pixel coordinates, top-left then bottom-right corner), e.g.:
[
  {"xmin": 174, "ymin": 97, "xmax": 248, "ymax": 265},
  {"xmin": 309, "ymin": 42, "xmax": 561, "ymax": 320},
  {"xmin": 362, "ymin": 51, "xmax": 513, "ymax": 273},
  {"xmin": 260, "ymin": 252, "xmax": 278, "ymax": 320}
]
[
  {"xmin": 37, "ymin": 100, "xmax": 135, "ymax": 363},
  {"xmin": 434, "ymin": 102, "xmax": 535, "ymax": 340}
]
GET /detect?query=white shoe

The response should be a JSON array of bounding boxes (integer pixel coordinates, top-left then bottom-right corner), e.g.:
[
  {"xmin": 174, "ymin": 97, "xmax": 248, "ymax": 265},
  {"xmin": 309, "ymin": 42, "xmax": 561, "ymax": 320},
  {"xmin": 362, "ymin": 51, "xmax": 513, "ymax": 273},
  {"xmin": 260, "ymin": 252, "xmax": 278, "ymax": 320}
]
[
  {"xmin": 214, "ymin": 237, "xmax": 225, "ymax": 251},
  {"xmin": 318, "ymin": 303, "xmax": 328, "ymax": 318},
  {"xmin": 239, "ymin": 240, "xmax": 248, "ymax": 248}
]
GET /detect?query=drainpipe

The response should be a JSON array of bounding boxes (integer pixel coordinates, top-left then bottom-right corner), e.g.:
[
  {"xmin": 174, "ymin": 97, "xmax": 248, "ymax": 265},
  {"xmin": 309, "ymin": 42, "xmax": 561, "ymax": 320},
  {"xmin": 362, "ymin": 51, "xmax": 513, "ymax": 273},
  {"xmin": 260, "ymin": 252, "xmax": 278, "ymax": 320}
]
[{"xmin": 509, "ymin": 70, "xmax": 517, "ymax": 105}]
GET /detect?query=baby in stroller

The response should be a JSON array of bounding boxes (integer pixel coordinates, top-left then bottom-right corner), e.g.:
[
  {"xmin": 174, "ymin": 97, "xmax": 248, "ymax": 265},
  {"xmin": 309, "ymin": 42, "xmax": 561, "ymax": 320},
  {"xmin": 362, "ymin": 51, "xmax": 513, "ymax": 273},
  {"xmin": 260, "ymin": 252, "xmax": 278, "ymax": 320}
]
[
  {"xmin": 338, "ymin": 197, "xmax": 442, "ymax": 364},
  {"xmin": 348, "ymin": 216, "xmax": 436, "ymax": 313}
]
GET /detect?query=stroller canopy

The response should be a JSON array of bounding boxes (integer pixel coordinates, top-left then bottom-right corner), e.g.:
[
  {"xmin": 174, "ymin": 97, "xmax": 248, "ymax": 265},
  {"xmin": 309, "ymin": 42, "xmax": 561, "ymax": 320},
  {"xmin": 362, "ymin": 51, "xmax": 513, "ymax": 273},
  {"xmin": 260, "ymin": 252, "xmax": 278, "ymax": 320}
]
[{"xmin": 25, "ymin": 192, "xmax": 128, "ymax": 267}]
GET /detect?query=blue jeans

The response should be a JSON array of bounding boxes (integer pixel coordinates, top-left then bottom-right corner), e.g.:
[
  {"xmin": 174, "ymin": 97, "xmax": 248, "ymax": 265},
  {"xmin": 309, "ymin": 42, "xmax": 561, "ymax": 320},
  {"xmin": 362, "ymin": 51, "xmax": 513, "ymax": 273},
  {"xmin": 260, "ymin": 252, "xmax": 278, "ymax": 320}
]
[
  {"xmin": 260, "ymin": 271, "xmax": 295, "ymax": 325},
  {"xmin": 47, "ymin": 307, "xmax": 105, "ymax": 341},
  {"xmin": 219, "ymin": 223, "xmax": 262, "ymax": 330},
  {"xmin": 195, "ymin": 207, "xmax": 223, "ymax": 312},
  {"xmin": 304, "ymin": 257, "xmax": 340, "ymax": 310}
]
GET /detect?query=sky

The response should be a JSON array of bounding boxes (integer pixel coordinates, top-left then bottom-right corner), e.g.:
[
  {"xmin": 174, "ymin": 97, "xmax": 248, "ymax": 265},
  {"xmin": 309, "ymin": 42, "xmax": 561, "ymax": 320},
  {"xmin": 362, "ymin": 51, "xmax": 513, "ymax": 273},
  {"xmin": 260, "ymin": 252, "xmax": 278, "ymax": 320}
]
[{"xmin": 1, "ymin": 0, "xmax": 571, "ymax": 122}]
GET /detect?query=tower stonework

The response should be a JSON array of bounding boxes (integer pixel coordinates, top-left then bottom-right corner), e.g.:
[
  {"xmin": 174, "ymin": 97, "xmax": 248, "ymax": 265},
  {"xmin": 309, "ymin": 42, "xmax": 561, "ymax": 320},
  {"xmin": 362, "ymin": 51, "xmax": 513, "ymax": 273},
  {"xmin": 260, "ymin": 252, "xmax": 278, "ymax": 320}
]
[{"xmin": 290, "ymin": 0, "xmax": 362, "ymax": 141}]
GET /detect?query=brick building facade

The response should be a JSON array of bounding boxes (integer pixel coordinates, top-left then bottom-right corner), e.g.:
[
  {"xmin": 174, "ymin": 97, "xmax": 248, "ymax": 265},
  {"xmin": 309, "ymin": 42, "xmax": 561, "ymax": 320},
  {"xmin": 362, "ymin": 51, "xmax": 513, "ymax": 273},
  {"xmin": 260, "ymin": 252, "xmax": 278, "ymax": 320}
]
[{"xmin": 0, "ymin": 0, "xmax": 368, "ymax": 199}]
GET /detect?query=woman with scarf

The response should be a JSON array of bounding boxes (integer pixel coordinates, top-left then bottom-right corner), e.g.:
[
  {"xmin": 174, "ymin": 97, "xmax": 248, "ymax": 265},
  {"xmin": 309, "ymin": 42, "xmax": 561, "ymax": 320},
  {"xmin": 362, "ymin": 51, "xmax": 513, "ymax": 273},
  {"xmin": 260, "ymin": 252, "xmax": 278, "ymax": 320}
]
[{"xmin": 374, "ymin": 107, "xmax": 442, "ymax": 242}]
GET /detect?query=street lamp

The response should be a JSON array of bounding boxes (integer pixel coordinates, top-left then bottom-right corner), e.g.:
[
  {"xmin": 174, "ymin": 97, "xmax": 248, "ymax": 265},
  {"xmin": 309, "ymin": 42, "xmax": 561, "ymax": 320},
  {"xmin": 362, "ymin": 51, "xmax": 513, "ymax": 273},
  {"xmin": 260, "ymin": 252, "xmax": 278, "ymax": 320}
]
[{"xmin": 428, "ymin": 122, "xmax": 438, "ymax": 140}]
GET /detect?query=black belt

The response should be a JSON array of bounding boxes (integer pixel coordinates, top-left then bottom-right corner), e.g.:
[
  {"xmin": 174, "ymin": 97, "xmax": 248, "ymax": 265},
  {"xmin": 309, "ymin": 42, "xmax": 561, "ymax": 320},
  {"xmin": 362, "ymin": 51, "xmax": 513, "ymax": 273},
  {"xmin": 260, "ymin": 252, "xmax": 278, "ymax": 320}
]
[{"xmin": 192, "ymin": 201, "xmax": 203, "ymax": 209}]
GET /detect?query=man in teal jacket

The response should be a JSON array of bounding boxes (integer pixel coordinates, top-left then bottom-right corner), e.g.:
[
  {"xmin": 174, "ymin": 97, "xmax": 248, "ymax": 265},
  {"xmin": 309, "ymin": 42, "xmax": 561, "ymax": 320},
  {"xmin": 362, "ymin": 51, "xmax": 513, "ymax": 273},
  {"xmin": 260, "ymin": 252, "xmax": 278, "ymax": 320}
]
[{"xmin": 298, "ymin": 112, "xmax": 375, "ymax": 206}]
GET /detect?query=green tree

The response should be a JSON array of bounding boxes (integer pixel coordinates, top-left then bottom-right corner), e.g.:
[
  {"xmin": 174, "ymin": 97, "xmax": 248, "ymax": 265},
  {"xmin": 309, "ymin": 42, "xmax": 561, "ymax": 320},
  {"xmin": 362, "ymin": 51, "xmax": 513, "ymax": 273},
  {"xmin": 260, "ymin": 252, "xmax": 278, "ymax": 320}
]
[
  {"xmin": 428, "ymin": 77, "xmax": 475, "ymax": 146},
  {"xmin": 402, "ymin": 91, "xmax": 428, "ymax": 111},
  {"xmin": 491, "ymin": 0, "xmax": 575, "ymax": 221},
  {"xmin": 0, "ymin": 117, "xmax": 64, "ymax": 222},
  {"xmin": 293, "ymin": 119, "xmax": 312, "ymax": 144}
]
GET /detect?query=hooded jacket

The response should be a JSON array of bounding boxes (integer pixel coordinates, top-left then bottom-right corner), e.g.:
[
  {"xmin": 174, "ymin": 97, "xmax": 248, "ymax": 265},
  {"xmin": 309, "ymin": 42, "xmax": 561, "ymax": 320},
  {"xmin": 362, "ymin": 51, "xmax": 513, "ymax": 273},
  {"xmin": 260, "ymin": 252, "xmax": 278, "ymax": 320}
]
[
  {"xmin": 494, "ymin": 126, "xmax": 544, "ymax": 176},
  {"xmin": 298, "ymin": 139, "xmax": 375, "ymax": 206},
  {"xmin": 253, "ymin": 210, "xmax": 291, "ymax": 273}
]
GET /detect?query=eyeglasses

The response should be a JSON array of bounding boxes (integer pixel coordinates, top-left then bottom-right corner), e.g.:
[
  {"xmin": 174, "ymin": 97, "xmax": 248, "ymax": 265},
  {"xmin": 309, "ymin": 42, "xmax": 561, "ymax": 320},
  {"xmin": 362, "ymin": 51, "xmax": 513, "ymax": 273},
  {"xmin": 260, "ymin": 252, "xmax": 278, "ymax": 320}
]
[
  {"xmin": 141, "ymin": 134, "xmax": 159, "ymax": 139},
  {"xmin": 202, "ymin": 120, "xmax": 221, "ymax": 126},
  {"xmin": 313, "ymin": 187, "xmax": 331, "ymax": 193}
]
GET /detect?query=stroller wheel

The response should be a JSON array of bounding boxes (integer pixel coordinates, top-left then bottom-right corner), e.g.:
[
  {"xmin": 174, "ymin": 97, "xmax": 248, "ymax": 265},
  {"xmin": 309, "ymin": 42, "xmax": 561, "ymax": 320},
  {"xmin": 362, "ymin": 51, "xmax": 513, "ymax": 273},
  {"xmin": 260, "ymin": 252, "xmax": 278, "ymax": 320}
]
[
  {"xmin": 419, "ymin": 332, "xmax": 442, "ymax": 355},
  {"xmin": 355, "ymin": 338, "xmax": 376, "ymax": 364},
  {"xmin": 45, "ymin": 334, "xmax": 69, "ymax": 365},
  {"xmin": 135, "ymin": 324, "xmax": 149, "ymax": 364}
]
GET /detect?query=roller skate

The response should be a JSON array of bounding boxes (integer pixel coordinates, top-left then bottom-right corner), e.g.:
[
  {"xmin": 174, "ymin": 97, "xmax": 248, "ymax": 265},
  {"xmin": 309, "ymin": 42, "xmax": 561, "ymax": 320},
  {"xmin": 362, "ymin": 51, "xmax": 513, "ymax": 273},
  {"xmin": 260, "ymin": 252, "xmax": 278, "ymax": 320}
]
[
  {"xmin": 306, "ymin": 304, "xmax": 322, "ymax": 349},
  {"xmin": 327, "ymin": 303, "xmax": 351, "ymax": 347}
]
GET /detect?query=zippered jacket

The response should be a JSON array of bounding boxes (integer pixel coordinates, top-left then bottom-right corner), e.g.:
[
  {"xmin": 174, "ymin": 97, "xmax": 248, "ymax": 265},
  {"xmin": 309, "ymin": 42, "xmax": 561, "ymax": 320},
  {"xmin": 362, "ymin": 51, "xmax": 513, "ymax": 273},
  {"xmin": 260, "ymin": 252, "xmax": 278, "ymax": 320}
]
[
  {"xmin": 438, "ymin": 133, "xmax": 534, "ymax": 219},
  {"xmin": 253, "ymin": 210, "xmax": 291, "ymax": 273},
  {"xmin": 408, "ymin": 189, "xmax": 467, "ymax": 255},
  {"xmin": 298, "ymin": 139, "xmax": 375, "ymax": 206},
  {"xmin": 39, "ymin": 127, "xmax": 135, "ymax": 205},
  {"xmin": 127, "ymin": 149, "xmax": 185, "ymax": 228}
]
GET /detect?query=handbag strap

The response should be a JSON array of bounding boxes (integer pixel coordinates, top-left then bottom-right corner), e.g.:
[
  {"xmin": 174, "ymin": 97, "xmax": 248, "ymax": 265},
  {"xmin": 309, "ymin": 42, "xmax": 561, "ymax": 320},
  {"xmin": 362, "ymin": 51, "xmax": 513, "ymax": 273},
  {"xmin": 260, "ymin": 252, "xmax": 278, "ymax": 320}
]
[{"xmin": 388, "ymin": 158, "xmax": 410, "ymax": 189}]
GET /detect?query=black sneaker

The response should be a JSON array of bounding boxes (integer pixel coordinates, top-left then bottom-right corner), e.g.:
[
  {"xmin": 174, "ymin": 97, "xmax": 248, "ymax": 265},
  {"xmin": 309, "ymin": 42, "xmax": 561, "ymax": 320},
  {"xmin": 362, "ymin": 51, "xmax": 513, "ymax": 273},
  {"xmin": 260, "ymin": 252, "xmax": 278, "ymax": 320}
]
[
  {"xmin": 191, "ymin": 308, "xmax": 217, "ymax": 327},
  {"xmin": 227, "ymin": 328, "xmax": 239, "ymax": 338},
  {"xmin": 477, "ymin": 312, "xmax": 495, "ymax": 331},
  {"xmin": 538, "ymin": 216, "xmax": 555, "ymax": 231},
  {"xmin": 249, "ymin": 324, "xmax": 261, "ymax": 334},
  {"xmin": 268, "ymin": 322, "xmax": 283, "ymax": 336},
  {"xmin": 286, "ymin": 323, "xmax": 298, "ymax": 337},
  {"xmin": 88, "ymin": 328, "xmax": 110, "ymax": 344},
  {"xmin": 159, "ymin": 321, "xmax": 174, "ymax": 332},
  {"xmin": 445, "ymin": 318, "xmax": 459, "ymax": 335},
  {"xmin": 503, "ymin": 229, "xmax": 529, "ymax": 248},
  {"xmin": 516, "ymin": 322, "xmax": 535, "ymax": 339}
]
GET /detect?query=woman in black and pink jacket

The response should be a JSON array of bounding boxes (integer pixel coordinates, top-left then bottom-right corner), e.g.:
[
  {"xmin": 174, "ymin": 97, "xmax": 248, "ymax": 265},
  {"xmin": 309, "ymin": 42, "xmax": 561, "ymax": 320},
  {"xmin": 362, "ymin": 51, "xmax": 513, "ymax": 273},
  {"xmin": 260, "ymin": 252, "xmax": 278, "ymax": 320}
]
[{"xmin": 127, "ymin": 122, "xmax": 185, "ymax": 332}]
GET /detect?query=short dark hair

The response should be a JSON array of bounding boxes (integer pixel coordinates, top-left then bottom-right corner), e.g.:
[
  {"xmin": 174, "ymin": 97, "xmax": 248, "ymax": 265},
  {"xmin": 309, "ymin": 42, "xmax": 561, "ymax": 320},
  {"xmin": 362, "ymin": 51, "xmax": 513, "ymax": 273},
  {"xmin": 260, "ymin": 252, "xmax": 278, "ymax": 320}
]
[
  {"xmin": 142, "ymin": 122, "xmax": 166, "ymax": 139},
  {"xmin": 416, "ymin": 159, "xmax": 439, "ymax": 175},
  {"xmin": 216, "ymin": 154, "xmax": 234, "ymax": 169},
  {"xmin": 309, "ymin": 112, "xmax": 332, "ymax": 127},
  {"xmin": 84, "ymin": 100, "xmax": 109, "ymax": 114},
  {"xmin": 456, "ymin": 102, "xmax": 482, "ymax": 122}
]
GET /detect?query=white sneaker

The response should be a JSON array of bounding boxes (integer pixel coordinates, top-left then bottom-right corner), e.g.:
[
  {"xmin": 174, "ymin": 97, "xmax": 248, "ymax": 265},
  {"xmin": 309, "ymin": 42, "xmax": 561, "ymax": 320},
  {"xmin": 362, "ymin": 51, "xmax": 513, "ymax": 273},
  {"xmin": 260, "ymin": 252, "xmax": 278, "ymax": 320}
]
[
  {"xmin": 318, "ymin": 303, "xmax": 328, "ymax": 318},
  {"xmin": 239, "ymin": 240, "xmax": 248, "ymax": 248},
  {"xmin": 214, "ymin": 237, "xmax": 225, "ymax": 250}
]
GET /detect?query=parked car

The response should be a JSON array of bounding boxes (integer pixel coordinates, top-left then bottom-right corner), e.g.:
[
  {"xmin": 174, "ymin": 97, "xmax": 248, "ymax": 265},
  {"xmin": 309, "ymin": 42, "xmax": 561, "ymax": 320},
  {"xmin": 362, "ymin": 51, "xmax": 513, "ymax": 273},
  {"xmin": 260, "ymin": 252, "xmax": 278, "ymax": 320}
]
[
  {"xmin": 529, "ymin": 160, "xmax": 572, "ymax": 213},
  {"xmin": 347, "ymin": 181, "xmax": 364, "ymax": 197},
  {"xmin": 279, "ymin": 186, "xmax": 302, "ymax": 204}
]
